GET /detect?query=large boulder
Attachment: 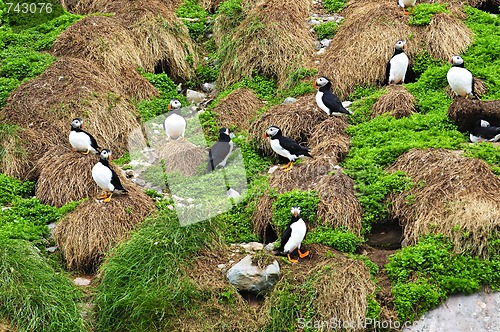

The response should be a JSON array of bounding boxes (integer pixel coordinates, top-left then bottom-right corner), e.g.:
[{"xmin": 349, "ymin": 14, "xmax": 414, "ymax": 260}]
[{"xmin": 226, "ymin": 255, "xmax": 280, "ymax": 294}]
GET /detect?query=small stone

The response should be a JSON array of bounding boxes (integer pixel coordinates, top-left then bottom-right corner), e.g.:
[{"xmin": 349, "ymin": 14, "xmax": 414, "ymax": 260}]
[
  {"xmin": 229, "ymin": 259, "xmax": 235, "ymax": 263},
  {"xmin": 134, "ymin": 178, "xmax": 146, "ymax": 187},
  {"xmin": 46, "ymin": 246, "xmax": 58, "ymax": 253},
  {"xmin": 217, "ymin": 264, "xmax": 226, "ymax": 270},
  {"xmin": 227, "ymin": 188, "xmax": 241, "ymax": 198},
  {"xmin": 315, "ymin": 60, "xmax": 321, "ymax": 65},
  {"xmin": 186, "ymin": 89, "xmax": 207, "ymax": 104},
  {"xmin": 268, "ymin": 165, "xmax": 279, "ymax": 174},
  {"xmin": 309, "ymin": 19, "xmax": 321, "ymax": 26},
  {"xmin": 47, "ymin": 223, "xmax": 56, "ymax": 230},
  {"xmin": 283, "ymin": 97, "xmax": 297, "ymax": 104},
  {"xmin": 311, "ymin": 14, "xmax": 319, "ymax": 18},
  {"xmin": 227, "ymin": 255, "xmax": 280, "ymax": 294},
  {"xmin": 316, "ymin": 48, "xmax": 327, "ymax": 55},
  {"xmin": 320, "ymin": 39, "xmax": 332, "ymax": 48},
  {"xmin": 264, "ymin": 242, "xmax": 276, "ymax": 252},
  {"xmin": 240, "ymin": 242, "xmax": 264, "ymax": 252},
  {"xmin": 313, "ymin": 40, "xmax": 322, "ymax": 51},
  {"xmin": 153, "ymin": 130, "xmax": 160, "ymax": 135},
  {"xmin": 176, "ymin": 83, "xmax": 182, "ymax": 92},
  {"xmin": 201, "ymin": 82, "xmax": 216, "ymax": 93},
  {"xmin": 73, "ymin": 277, "xmax": 91, "ymax": 286}
]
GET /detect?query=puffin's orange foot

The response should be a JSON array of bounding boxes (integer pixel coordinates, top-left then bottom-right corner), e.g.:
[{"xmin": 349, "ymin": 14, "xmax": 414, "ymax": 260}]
[
  {"xmin": 97, "ymin": 192, "xmax": 108, "ymax": 199},
  {"xmin": 283, "ymin": 163, "xmax": 293, "ymax": 172},
  {"xmin": 103, "ymin": 193, "xmax": 113, "ymax": 203},
  {"xmin": 288, "ymin": 254, "xmax": 298, "ymax": 263},
  {"xmin": 298, "ymin": 249, "xmax": 310, "ymax": 258}
]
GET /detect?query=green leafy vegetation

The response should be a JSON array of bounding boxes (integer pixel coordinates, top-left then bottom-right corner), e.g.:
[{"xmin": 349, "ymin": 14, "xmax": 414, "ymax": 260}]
[
  {"xmin": 304, "ymin": 225, "xmax": 362, "ymax": 254},
  {"xmin": 386, "ymin": 235, "xmax": 500, "ymax": 322},
  {"xmin": 463, "ymin": 143, "xmax": 500, "ymax": 175},
  {"xmin": 272, "ymin": 190, "xmax": 320, "ymax": 233},
  {"xmin": 408, "ymin": 3, "xmax": 449, "ymax": 26},
  {"xmin": 0, "ymin": 238, "xmax": 86, "ymax": 332},
  {"xmin": 176, "ymin": 0, "xmax": 210, "ymax": 41},
  {"xmin": 0, "ymin": 173, "xmax": 34, "ymax": 204},
  {"xmin": 313, "ymin": 21, "xmax": 339, "ymax": 40},
  {"xmin": 323, "ymin": 0, "xmax": 347, "ymax": 13}
]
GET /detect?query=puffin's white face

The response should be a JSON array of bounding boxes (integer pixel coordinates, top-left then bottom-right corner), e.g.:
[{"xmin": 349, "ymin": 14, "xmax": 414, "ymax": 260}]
[
  {"xmin": 395, "ymin": 40, "xmax": 406, "ymax": 51},
  {"xmin": 450, "ymin": 55, "xmax": 464, "ymax": 66},
  {"xmin": 169, "ymin": 99, "xmax": 182, "ymax": 110},
  {"xmin": 265, "ymin": 126, "xmax": 280, "ymax": 138},
  {"xmin": 315, "ymin": 76, "xmax": 330, "ymax": 88},
  {"xmin": 71, "ymin": 118, "xmax": 83, "ymax": 129},
  {"xmin": 100, "ymin": 149, "xmax": 112, "ymax": 160},
  {"xmin": 480, "ymin": 120, "xmax": 490, "ymax": 128},
  {"xmin": 291, "ymin": 206, "xmax": 301, "ymax": 217}
]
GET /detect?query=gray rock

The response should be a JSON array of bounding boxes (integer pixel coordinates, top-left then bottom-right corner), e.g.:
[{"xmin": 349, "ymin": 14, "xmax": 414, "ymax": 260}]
[
  {"xmin": 309, "ymin": 19, "xmax": 321, "ymax": 26},
  {"xmin": 283, "ymin": 97, "xmax": 297, "ymax": 104},
  {"xmin": 201, "ymin": 82, "xmax": 216, "ymax": 93},
  {"xmin": 264, "ymin": 242, "xmax": 276, "ymax": 252},
  {"xmin": 316, "ymin": 48, "xmax": 327, "ymax": 55},
  {"xmin": 320, "ymin": 39, "xmax": 332, "ymax": 48},
  {"xmin": 46, "ymin": 246, "xmax": 58, "ymax": 253},
  {"xmin": 217, "ymin": 264, "xmax": 226, "ymax": 270},
  {"xmin": 240, "ymin": 242, "xmax": 264, "ymax": 252},
  {"xmin": 404, "ymin": 292, "xmax": 500, "ymax": 332},
  {"xmin": 134, "ymin": 178, "xmax": 146, "ymax": 187},
  {"xmin": 176, "ymin": 83, "xmax": 182, "ymax": 92},
  {"xmin": 227, "ymin": 255, "xmax": 280, "ymax": 294},
  {"xmin": 227, "ymin": 188, "xmax": 241, "ymax": 198},
  {"xmin": 73, "ymin": 277, "xmax": 91, "ymax": 286},
  {"xmin": 313, "ymin": 40, "xmax": 322, "ymax": 51},
  {"xmin": 186, "ymin": 89, "xmax": 207, "ymax": 104}
]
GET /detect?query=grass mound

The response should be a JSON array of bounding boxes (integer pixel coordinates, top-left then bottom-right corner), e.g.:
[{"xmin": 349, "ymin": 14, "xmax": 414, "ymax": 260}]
[
  {"xmin": 372, "ymin": 85, "xmax": 415, "ymax": 119},
  {"xmin": 308, "ymin": 116, "xmax": 350, "ymax": 169},
  {"xmin": 388, "ymin": 148, "xmax": 500, "ymax": 258},
  {"xmin": 54, "ymin": 178, "xmax": 157, "ymax": 272},
  {"xmin": 157, "ymin": 140, "xmax": 208, "ymax": 176},
  {"xmin": 0, "ymin": 238, "xmax": 86, "ymax": 332},
  {"xmin": 448, "ymin": 98, "xmax": 500, "ymax": 132},
  {"xmin": 213, "ymin": 88, "xmax": 264, "ymax": 131},
  {"xmin": 218, "ymin": 0, "xmax": 315, "ymax": 89}
]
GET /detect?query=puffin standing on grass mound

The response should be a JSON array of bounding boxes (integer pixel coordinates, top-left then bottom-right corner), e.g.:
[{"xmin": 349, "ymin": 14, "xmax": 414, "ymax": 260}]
[
  {"xmin": 207, "ymin": 128, "xmax": 234, "ymax": 172},
  {"xmin": 263, "ymin": 125, "xmax": 311, "ymax": 172},
  {"xmin": 386, "ymin": 40, "xmax": 409, "ymax": 85},
  {"xmin": 277, "ymin": 206, "xmax": 309, "ymax": 263},
  {"xmin": 163, "ymin": 99, "xmax": 187, "ymax": 141},
  {"xmin": 470, "ymin": 120, "xmax": 500, "ymax": 143},
  {"xmin": 313, "ymin": 76, "xmax": 351, "ymax": 116},
  {"xmin": 92, "ymin": 149, "xmax": 128, "ymax": 203},
  {"xmin": 447, "ymin": 55, "xmax": 475, "ymax": 99},
  {"xmin": 398, "ymin": 0, "xmax": 416, "ymax": 15},
  {"xmin": 69, "ymin": 118, "xmax": 100, "ymax": 155}
]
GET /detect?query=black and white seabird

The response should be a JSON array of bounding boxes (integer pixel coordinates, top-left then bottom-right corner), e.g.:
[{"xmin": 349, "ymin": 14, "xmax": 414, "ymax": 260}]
[
  {"xmin": 92, "ymin": 149, "xmax": 127, "ymax": 202},
  {"xmin": 398, "ymin": 0, "xmax": 416, "ymax": 14},
  {"xmin": 163, "ymin": 99, "xmax": 187, "ymax": 141},
  {"xmin": 263, "ymin": 125, "xmax": 311, "ymax": 171},
  {"xmin": 385, "ymin": 40, "xmax": 409, "ymax": 85},
  {"xmin": 207, "ymin": 128, "xmax": 234, "ymax": 172},
  {"xmin": 69, "ymin": 118, "xmax": 100, "ymax": 155},
  {"xmin": 277, "ymin": 206, "xmax": 309, "ymax": 263},
  {"xmin": 447, "ymin": 55, "xmax": 475, "ymax": 99},
  {"xmin": 470, "ymin": 120, "xmax": 500, "ymax": 143},
  {"xmin": 313, "ymin": 76, "xmax": 351, "ymax": 116}
]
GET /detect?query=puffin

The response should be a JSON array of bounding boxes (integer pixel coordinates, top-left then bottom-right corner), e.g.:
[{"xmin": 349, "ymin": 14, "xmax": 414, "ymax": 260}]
[
  {"xmin": 69, "ymin": 118, "xmax": 100, "ymax": 155},
  {"xmin": 207, "ymin": 128, "xmax": 234, "ymax": 172},
  {"xmin": 163, "ymin": 99, "xmax": 187, "ymax": 141},
  {"xmin": 313, "ymin": 76, "xmax": 351, "ymax": 116},
  {"xmin": 263, "ymin": 125, "xmax": 311, "ymax": 171},
  {"xmin": 91, "ymin": 149, "xmax": 128, "ymax": 202},
  {"xmin": 447, "ymin": 55, "xmax": 475, "ymax": 99},
  {"xmin": 398, "ymin": 0, "xmax": 416, "ymax": 14},
  {"xmin": 276, "ymin": 206, "xmax": 309, "ymax": 263},
  {"xmin": 385, "ymin": 40, "xmax": 409, "ymax": 85},
  {"xmin": 470, "ymin": 120, "xmax": 500, "ymax": 143}
]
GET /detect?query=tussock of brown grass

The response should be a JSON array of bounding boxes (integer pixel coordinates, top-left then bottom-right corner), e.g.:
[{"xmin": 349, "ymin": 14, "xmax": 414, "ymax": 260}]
[
  {"xmin": 316, "ymin": 171, "xmax": 363, "ymax": 235},
  {"xmin": 72, "ymin": 0, "xmax": 199, "ymax": 80},
  {"xmin": 388, "ymin": 148, "xmax": 500, "ymax": 258},
  {"xmin": 372, "ymin": 85, "xmax": 415, "ymax": 119},
  {"xmin": 309, "ymin": 116, "xmax": 350, "ymax": 167},
  {"xmin": 0, "ymin": 128, "xmax": 41, "ymax": 180},
  {"xmin": 218, "ymin": 0, "xmax": 315, "ymax": 89},
  {"xmin": 35, "ymin": 146, "xmax": 100, "ymax": 207},
  {"xmin": 249, "ymin": 94, "xmax": 327, "ymax": 156},
  {"xmin": 54, "ymin": 178, "xmax": 157, "ymax": 272},
  {"xmin": 320, "ymin": 0, "xmax": 472, "ymax": 99},
  {"xmin": 0, "ymin": 57, "xmax": 142, "ymax": 180},
  {"xmin": 213, "ymin": 88, "xmax": 264, "ymax": 131},
  {"xmin": 212, "ymin": 0, "xmax": 256, "ymax": 45},
  {"xmin": 157, "ymin": 140, "xmax": 207, "ymax": 176},
  {"xmin": 448, "ymin": 98, "xmax": 500, "ymax": 132}
]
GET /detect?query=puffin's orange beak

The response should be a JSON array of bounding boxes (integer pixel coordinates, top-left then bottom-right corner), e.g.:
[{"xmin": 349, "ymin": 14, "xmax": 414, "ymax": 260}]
[
  {"xmin": 448, "ymin": 57, "xmax": 453, "ymax": 64},
  {"xmin": 263, "ymin": 132, "xmax": 268, "ymax": 139},
  {"xmin": 403, "ymin": 43, "xmax": 407, "ymax": 51},
  {"xmin": 313, "ymin": 81, "xmax": 317, "ymax": 88},
  {"xmin": 168, "ymin": 104, "xmax": 171, "ymax": 110},
  {"xmin": 293, "ymin": 211, "xmax": 298, "ymax": 217}
]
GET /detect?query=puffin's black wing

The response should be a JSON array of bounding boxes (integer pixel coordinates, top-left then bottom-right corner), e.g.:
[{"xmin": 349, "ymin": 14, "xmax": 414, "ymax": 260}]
[
  {"xmin": 404, "ymin": 64, "xmax": 416, "ymax": 84},
  {"xmin": 84, "ymin": 129, "xmax": 100, "ymax": 152},
  {"xmin": 472, "ymin": 125, "xmax": 500, "ymax": 140},
  {"xmin": 322, "ymin": 91, "xmax": 350, "ymax": 115},
  {"xmin": 385, "ymin": 61, "xmax": 391, "ymax": 85},
  {"xmin": 207, "ymin": 141, "xmax": 230, "ymax": 172},
  {"xmin": 110, "ymin": 169, "xmax": 127, "ymax": 192},
  {"xmin": 279, "ymin": 136, "xmax": 311, "ymax": 157},
  {"xmin": 278, "ymin": 223, "xmax": 293, "ymax": 252}
]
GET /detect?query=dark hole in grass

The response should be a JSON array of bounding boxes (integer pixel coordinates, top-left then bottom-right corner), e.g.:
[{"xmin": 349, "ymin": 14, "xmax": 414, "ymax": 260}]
[
  {"xmin": 154, "ymin": 59, "xmax": 173, "ymax": 77},
  {"xmin": 263, "ymin": 223, "xmax": 278, "ymax": 244},
  {"xmin": 237, "ymin": 290, "xmax": 266, "ymax": 307},
  {"xmin": 366, "ymin": 221, "xmax": 403, "ymax": 250}
]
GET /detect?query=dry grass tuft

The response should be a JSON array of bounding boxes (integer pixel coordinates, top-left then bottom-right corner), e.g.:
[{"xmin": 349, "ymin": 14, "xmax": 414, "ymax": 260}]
[
  {"xmin": 36, "ymin": 146, "xmax": 101, "ymax": 207},
  {"xmin": 319, "ymin": 0, "xmax": 472, "ymax": 99},
  {"xmin": 54, "ymin": 179, "xmax": 157, "ymax": 272},
  {"xmin": 218, "ymin": 0, "xmax": 315, "ymax": 89},
  {"xmin": 316, "ymin": 171, "xmax": 363, "ymax": 235},
  {"xmin": 309, "ymin": 116, "xmax": 350, "ymax": 167},
  {"xmin": 372, "ymin": 85, "xmax": 415, "ymax": 119},
  {"xmin": 388, "ymin": 148, "xmax": 500, "ymax": 258},
  {"xmin": 248, "ymin": 94, "xmax": 327, "ymax": 156},
  {"xmin": 157, "ymin": 140, "xmax": 207, "ymax": 176},
  {"xmin": 448, "ymin": 98, "xmax": 500, "ymax": 132},
  {"xmin": 0, "ymin": 57, "xmax": 142, "ymax": 180},
  {"xmin": 213, "ymin": 88, "xmax": 264, "ymax": 131}
]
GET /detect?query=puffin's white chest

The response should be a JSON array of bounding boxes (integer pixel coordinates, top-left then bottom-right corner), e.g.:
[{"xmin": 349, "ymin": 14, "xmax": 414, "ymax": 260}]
[
  {"xmin": 92, "ymin": 162, "xmax": 114, "ymax": 192},
  {"xmin": 69, "ymin": 131, "xmax": 91, "ymax": 151},
  {"xmin": 270, "ymin": 138, "xmax": 296, "ymax": 161},
  {"xmin": 315, "ymin": 91, "xmax": 330, "ymax": 115},
  {"xmin": 164, "ymin": 113, "xmax": 187, "ymax": 140},
  {"xmin": 398, "ymin": 0, "xmax": 416, "ymax": 7},
  {"xmin": 284, "ymin": 219, "xmax": 307, "ymax": 253},
  {"xmin": 389, "ymin": 53, "xmax": 409, "ymax": 84},
  {"xmin": 447, "ymin": 67, "xmax": 473, "ymax": 97}
]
